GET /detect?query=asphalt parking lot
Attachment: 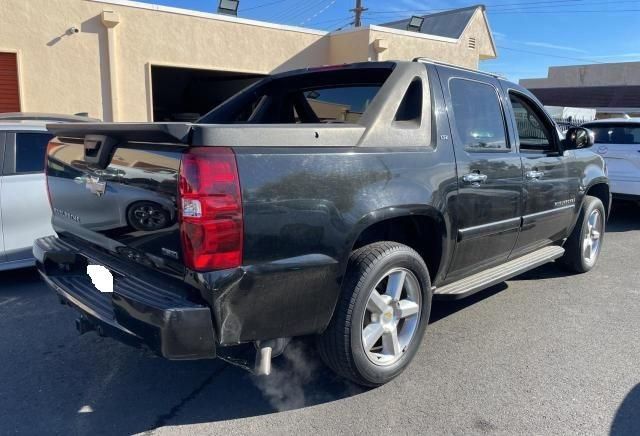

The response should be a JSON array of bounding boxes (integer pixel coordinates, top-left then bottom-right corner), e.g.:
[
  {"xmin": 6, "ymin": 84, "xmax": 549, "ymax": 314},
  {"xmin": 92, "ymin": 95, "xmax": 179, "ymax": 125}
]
[{"xmin": 1, "ymin": 201, "xmax": 639, "ymax": 435}]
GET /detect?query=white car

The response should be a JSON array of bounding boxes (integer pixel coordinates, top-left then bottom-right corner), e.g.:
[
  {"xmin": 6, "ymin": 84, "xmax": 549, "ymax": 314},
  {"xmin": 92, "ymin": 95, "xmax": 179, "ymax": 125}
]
[
  {"xmin": 0, "ymin": 120, "xmax": 57, "ymax": 271},
  {"xmin": 0, "ymin": 114, "xmax": 97, "ymax": 271},
  {"xmin": 583, "ymin": 118, "xmax": 640, "ymax": 201}
]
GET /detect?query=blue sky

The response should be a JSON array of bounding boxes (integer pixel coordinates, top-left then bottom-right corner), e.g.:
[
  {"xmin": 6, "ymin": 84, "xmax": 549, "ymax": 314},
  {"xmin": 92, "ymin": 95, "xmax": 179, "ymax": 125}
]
[{"xmin": 137, "ymin": 0, "xmax": 640, "ymax": 83}]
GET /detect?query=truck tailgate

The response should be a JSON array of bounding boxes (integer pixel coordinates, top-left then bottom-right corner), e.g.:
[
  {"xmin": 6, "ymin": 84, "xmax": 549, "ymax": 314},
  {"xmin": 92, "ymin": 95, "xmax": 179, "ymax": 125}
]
[{"xmin": 46, "ymin": 123, "xmax": 190, "ymax": 277}]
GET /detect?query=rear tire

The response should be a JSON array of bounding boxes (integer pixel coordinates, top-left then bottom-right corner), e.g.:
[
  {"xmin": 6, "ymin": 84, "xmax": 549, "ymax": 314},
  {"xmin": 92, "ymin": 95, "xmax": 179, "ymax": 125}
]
[
  {"xmin": 558, "ymin": 195, "xmax": 605, "ymax": 273},
  {"xmin": 317, "ymin": 242, "xmax": 432, "ymax": 387}
]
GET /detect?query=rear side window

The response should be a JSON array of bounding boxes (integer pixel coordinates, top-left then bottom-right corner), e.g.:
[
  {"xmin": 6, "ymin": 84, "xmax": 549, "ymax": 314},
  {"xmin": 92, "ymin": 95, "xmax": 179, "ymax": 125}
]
[
  {"xmin": 449, "ymin": 79, "xmax": 508, "ymax": 151},
  {"xmin": 302, "ymin": 86, "xmax": 380, "ymax": 123},
  {"xmin": 15, "ymin": 133, "xmax": 53, "ymax": 173},
  {"xmin": 199, "ymin": 67, "xmax": 392, "ymax": 124},
  {"xmin": 395, "ymin": 79, "xmax": 423, "ymax": 123},
  {"xmin": 586, "ymin": 125, "xmax": 640, "ymax": 145}
]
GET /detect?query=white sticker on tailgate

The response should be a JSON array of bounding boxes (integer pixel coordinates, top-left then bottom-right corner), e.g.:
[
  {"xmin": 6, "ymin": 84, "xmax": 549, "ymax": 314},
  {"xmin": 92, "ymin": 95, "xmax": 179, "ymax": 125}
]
[{"xmin": 87, "ymin": 265, "xmax": 114, "ymax": 293}]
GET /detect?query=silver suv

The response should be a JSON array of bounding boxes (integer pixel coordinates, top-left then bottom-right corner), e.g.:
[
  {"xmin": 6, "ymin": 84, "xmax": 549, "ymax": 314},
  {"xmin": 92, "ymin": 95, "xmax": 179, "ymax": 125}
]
[{"xmin": 0, "ymin": 114, "xmax": 96, "ymax": 271}]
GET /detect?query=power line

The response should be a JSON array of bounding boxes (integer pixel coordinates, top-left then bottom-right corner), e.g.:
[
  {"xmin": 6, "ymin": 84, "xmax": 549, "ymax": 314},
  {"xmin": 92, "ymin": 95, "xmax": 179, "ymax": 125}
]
[
  {"xmin": 488, "ymin": 0, "xmax": 637, "ymax": 10},
  {"xmin": 300, "ymin": 0, "xmax": 338, "ymax": 25},
  {"xmin": 464, "ymin": 0, "xmax": 586, "ymax": 7},
  {"xmin": 496, "ymin": 45, "xmax": 607, "ymax": 64},
  {"xmin": 491, "ymin": 9, "xmax": 640, "ymax": 14},
  {"xmin": 365, "ymin": 0, "xmax": 639, "ymax": 16},
  {"xmin": 335, "ymin": 20, "xmax": 355, "ymax": 31},
  {"xmin": 365, "ymin": 4, "xmax": 639, "ymax": 22},
  {"xmin": 366, "ymin": 0, "xmax": 588, "ymax": 14},
  {"xmin": 241, "ymin": 0, "xmax": 291, "ymax": 13},
  {"xmin": 311, "ymin": 15, "xmax": 354, "ymax": 26},
  {"xmin": 274, "ymin": 0, "xmax": 328, "ymax": 22}
]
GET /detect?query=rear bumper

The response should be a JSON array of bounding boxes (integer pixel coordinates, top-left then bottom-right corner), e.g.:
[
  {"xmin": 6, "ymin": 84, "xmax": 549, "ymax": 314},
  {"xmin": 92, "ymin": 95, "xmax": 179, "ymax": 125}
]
[{"xmin": 34, "ymin": 236, "xmax": 216, "ymax": 360}]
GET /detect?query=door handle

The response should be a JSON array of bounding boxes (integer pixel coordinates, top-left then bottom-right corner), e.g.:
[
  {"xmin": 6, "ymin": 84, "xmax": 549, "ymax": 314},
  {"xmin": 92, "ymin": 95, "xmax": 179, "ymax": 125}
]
[
  {"xmin": 526, "ymin": 170, "xmax": 545, "ymax": 180},
  {"xmin": 462, "ymin": 173, "xmax": 488, "ymax": 186}
]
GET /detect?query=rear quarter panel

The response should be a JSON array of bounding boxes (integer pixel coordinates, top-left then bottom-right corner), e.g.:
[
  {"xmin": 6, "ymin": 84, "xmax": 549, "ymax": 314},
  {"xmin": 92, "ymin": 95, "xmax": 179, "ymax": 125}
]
[
  {"xmin": 238, "ymin": 147, "xmax": 457, "ymax": 263},
  {"xmin": 197, "ymin": 145, "xmax": 458, "ymax": 344}
]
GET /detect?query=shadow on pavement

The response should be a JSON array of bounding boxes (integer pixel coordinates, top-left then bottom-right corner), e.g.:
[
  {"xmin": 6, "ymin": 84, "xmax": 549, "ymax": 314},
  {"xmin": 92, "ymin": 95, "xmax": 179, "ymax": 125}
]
[
  {"xmin": 0, "ymin": 268, "xmax": 367, "ymax": 434},
  {"xmin": 611, "ymin": 384, "xmax": 640, "ymax": 435},
  {"xmin": 2, "ymin": 200, "xmax": 635, "ymax": 433},
  {"xmin": 509, "ymin": 262, "xmax": 571, "ymax": 281},
  {"xmin": 0, "ymin": 266, "xmax": 512, "ymax": 434},
  {"xmin": 430, "ymin": 283, "xmax": 508, "ymax": 324},
  {"xmin": 607, "ymin": 200, "xmax": 639, "ymax": 233}
]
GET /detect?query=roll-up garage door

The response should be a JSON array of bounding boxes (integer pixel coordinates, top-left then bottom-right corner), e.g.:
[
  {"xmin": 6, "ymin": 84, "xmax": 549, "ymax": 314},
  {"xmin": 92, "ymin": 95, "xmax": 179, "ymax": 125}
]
[{"xmin": 0, "ymin": 53, "xmax": 21, "ymax": 113}]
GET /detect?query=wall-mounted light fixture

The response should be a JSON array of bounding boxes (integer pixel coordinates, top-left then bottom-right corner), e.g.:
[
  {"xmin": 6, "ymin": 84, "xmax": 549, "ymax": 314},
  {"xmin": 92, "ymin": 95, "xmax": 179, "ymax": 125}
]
[
  {"xmin": 218, "ymin": 0, "xmax": 240, "ymax": 16},
  {"xmin": 407, "ymin": 16, "xmax": 424, "ymax": 32}
]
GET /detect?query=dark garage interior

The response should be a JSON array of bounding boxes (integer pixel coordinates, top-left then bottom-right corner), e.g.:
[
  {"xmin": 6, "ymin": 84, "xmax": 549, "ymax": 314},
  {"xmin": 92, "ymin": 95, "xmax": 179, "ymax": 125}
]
[{"xmin": 151, "ymin": 65, "xmax": 264, "ymax": 121}]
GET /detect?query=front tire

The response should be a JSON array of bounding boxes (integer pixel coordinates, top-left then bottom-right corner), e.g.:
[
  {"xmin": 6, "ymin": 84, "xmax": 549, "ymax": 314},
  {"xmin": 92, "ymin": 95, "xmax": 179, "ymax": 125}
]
[
  {"xmin": 558, "ymin": 195, "xmax": 606, "ymax": 273},
  {"xmin": 317, "ymin": 242, "xmax": 432, "ymax": 387}
]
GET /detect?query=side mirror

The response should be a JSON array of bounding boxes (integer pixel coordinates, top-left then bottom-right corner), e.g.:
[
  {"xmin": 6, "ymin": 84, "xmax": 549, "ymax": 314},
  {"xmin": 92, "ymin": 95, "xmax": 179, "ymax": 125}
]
[{"xmin": 564, "ymin": 127, "xmax": 595, "ymax": 150}]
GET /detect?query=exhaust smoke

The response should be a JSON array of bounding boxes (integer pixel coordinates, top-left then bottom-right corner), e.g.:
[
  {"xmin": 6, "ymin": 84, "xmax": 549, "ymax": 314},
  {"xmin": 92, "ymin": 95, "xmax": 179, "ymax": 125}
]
[{"xmin": 252, "ymin": 340, "xmax": 320, "ymax": 412}]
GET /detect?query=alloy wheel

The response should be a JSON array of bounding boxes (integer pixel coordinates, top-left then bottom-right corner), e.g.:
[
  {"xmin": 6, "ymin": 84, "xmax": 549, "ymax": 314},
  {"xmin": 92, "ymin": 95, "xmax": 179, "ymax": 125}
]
[
  {"xmin": 583, "ymin": 209, "xmax": 603, "ymax": 264},
  {"xmin": 361, "ymin": 268, "xmax": 422, "ymax": 366}
]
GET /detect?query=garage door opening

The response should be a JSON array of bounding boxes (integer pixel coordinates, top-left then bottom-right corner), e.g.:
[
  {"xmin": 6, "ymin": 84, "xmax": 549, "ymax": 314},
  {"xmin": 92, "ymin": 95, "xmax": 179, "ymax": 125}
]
[
  {"xmin": 151, "ymin": 66, "xmax": 264, "ymax": 122},
  {"xmin": 0, "ymin": 52, "xmax": 21, "ymax": 113}
]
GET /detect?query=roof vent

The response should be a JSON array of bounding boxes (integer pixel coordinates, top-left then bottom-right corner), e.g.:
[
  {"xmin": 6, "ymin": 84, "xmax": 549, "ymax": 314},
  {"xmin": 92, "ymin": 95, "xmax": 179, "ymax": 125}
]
[{"xmin": 468, "ymin": 37, "xmax": 477, "ymax": 50}]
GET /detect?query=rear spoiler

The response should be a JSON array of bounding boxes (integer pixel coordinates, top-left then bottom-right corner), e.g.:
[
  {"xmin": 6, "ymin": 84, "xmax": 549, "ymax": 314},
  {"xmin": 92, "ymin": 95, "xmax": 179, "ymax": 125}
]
[
  {"xmin": 46, "ymin": 122, "xmax": 193, "ymax": 144},
  {"xmin": 47, "ymin": 123, "xmax": 193, "ymax": 169}
]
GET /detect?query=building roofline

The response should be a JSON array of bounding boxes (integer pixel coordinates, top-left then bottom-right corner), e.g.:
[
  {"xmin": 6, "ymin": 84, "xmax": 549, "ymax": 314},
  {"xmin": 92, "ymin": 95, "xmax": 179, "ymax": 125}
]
[
  {"xmin": 331, "ymin": 24, "xmax": 458, "ymax": 44},
  {"xmin": 88, "ymin": 0, "xmax": 486, "ymax": 44},
  {"xmin": 547, "ymin": 60, "xmax": 640, "ymax": 69},
  {"xmin": 457, "ymin": 6, "xmax": 497, "ymax": 59},
  {"xmin": 86, "ymin": 0, "xmax": 329, "ymax": 36},
  {"xmin": 474, "ymin": 7, "xmax": 498, "ymax": 58},
  {"xmin": 381, "ymin": 4, "xmax": 485, "ymax": 28},
  {"xmin": 379, "ymin": 5, "xmax": 497, "ymax": 58}
]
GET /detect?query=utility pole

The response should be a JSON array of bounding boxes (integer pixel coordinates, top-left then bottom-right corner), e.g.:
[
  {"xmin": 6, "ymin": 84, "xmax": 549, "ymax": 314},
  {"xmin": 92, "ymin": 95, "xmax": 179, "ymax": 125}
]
[{"xmin": 351, "ymin": 0, "xmax": 367, "ymax": 27}]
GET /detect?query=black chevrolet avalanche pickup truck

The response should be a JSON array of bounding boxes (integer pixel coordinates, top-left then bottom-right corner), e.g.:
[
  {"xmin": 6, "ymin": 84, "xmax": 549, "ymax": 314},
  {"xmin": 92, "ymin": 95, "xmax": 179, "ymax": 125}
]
[{"xmin": 35, "ymin": 60, "xmax": 609, "ymax": 387}]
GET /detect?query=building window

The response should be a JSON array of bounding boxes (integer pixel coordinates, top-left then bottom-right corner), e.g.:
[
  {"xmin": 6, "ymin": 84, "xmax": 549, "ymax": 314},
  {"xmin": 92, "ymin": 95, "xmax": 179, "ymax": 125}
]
[{"xmin": 468, "ymin": 37, "xmax": 477, "ymax": 50}]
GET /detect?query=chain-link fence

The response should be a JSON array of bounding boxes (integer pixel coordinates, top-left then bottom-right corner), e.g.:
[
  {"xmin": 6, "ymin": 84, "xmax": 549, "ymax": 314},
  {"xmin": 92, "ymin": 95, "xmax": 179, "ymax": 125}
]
[
  {"xmin": 514, "ymin": 113, "xmax": 591, "ymax": 139},
  {"xmin": 553, "ymin": 117, "xmax": 591, "ymax": 133}
]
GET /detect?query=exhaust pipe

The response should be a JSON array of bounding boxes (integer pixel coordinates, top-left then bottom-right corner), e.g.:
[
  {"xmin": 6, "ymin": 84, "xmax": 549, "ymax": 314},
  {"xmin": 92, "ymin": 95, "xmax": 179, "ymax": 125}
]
[
  {"xmin": 254, "ymin": 345, "xmax": 273, "ymax": 376},
  {"xmin": 253, "ymin": 338, "xmax": 290, "ymax": 376}
]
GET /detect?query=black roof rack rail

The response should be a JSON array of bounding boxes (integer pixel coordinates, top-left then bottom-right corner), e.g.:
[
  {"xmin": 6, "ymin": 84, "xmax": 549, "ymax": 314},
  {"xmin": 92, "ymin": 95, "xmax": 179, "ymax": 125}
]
[{"xmin": 412, "ymin": 57, "xmax": 506, "ymax": 80}]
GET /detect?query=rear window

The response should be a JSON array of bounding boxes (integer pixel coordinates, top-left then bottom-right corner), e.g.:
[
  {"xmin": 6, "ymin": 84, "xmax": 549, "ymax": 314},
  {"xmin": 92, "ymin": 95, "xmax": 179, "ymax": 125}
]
[
  {"xmin": 198, "ymin": 67, "xmax": 393, "ymax": 125},
  {"xmin": 585, "ymin": 124, "xmax": 640, "ymax": 145}
]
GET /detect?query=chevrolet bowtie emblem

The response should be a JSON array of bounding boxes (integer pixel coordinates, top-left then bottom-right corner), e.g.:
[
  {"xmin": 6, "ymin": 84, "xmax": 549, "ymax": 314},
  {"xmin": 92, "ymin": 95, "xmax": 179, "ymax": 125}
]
[{"xmin": 85, "ymin": 176, "xmax": 107, "ymax": 197}]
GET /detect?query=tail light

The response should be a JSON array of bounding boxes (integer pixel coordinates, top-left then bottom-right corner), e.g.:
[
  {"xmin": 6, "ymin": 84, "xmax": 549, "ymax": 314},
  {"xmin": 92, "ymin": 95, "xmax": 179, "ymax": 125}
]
[{"xmin": 178, "ymin": 147, "xmax": 243, "ymax": 271}]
